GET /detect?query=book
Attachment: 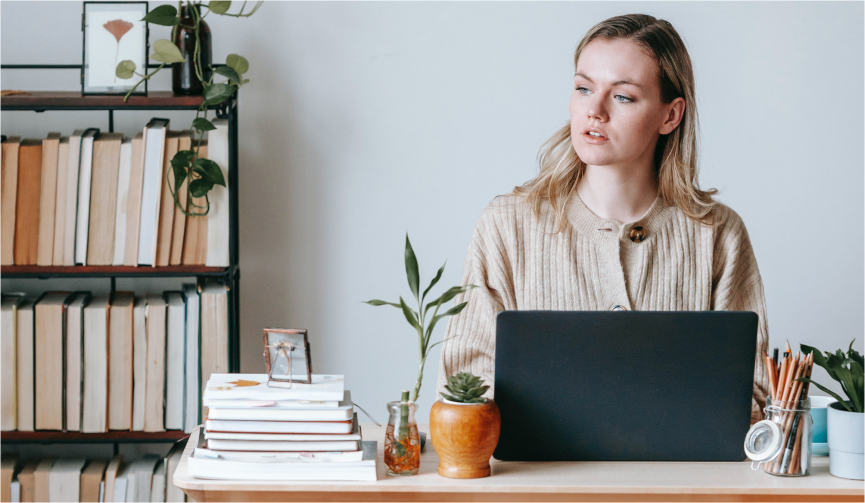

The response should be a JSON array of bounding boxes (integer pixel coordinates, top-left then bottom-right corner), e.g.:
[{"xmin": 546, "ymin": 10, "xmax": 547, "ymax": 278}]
[
  {"xmin": 33, "ymin": 458, "xmax": 55, "ymax": 503},
  {"xmin": 80, "ymin": 459, "xmax": 108, "ymax": 503},
  {"xmin": 83, "ymin": 294, "xmax": 110, "ymax": 433},
  {"xmin": 74, "ymin": 129, "xmax": 98, "ymax": 265},
  {"xmin": 112, "ymin": 138, "xmax": 133, "ymax": 265},
  {"xmin": 207, "ymin": 391, "xmax": 354, "ymax": 421},
  {"xmin": 203, "ymin": 374, "xmax": 345, "ymax": 403},
  {"xmin": 164, "ymin": 441, "xmax": 186, "ymax": 503},
  {"xmin": 15, "ymin": 300, "xmax": 35, "ymax": 432},
  {"xmin": 206, "ymin": 119, "xmax": 230, "ymax": 267},
  {"xmin": 150, "ymin": 462, "xmax": 165, "ymax": 502},
  {"xmin": 204, "ymin": 415, "xmax": 361, "ymax": 442},
  {"xmin": 200, "ymin": 282, "xmax": 229, "ymax": 416},
  {"xmin": 1, "ymin": 454, "xmax": 17, "ymax": 502},
  {"xmin": 169, "ymin": 131, "xmax": 192, "ymax": 265},
  {"xmin": 144, "ymin": 294, "xmax": 167, "ymax": 432},
  {"xmin": 1, "ymin": 297, "xmax": 21, "ymax": 431},
  {"xmin": 35, "ymin": 292, "xmax": 72, "ymax": 430},
  {"xmin": 205, "ymin": 418, "xmax": 354, "ymax": 435},
  {"xmin": 183, "ymin": 283, "xmax": 200, "ymax": 434},
  {"xmin": 165, "ymin": 292, "xmax": 186, "ymax": 431},
  {"xmin": 182, "ymin": 141, "xmax": 207, "ymax": 265},
  {"xmin": 62, "ymin": 130, "xmax": 86, "ymax": 266},
  {"xmin": 204, "ymin": 438, "xmax": 361, "ymax": 453},
  {"xmin": 198, "ymin": 440, "xmax": 363, "ymax": 459},
  {"xmin": 36, "ymin": 132, "xmax": 61, "ymax": 266},
  {"xmin": 47, "ymin": 458, "xmax": 86, "ymax": 502},
  {"xmin": 9, "ymin": 479, "xmax": 18, "ymax": 503},
  {"xmin": 203, "ymin": 398, "xmax": 340, "ymax": 409},
  {"xmin": 108, "ymin": 292, "xmax": 134, "ymax": 430},
  {"xmin": 113, "ymin": 462, "xmax": 129, "ymax": 503},
  {"xmin": 14, "ymin": 459, "xmax": 38, "ymax": 503},
  {"xmin": 129, "ymin": 455, "xmax": 160, "ymax": 503},
  {"xmin": 132, "ymin": 297, "xmax": 147, "ymax": 431},
  {"xmin": 87, "ymin": 132, "xmax": 124, "ymax": 265},
  {"xmin": 188, "ymin": 441, "xmax": 377, "ymax": 481},
  {"xmin": 123, "ymin": 131, "xmax": 145, "ymax": 266},
  {"xmin": 15, "ymin": 139, "xmax": 43, "ymax": 265},
  {"xmin": 51, "ymin": 136, "xmax": 70, "ymax": 265},
  {"xmin": 137, "ymin": 118, "xmax": 170, "ymax": 266},
  {"xmin": 103, "ymin": 455, "xmax": 123, "ymax": 503},
  {"xmin": 66, "ymin": 293, "xmax": 90, "ymax": 432},
  {"xmin": 1, "ymin": 136, "xmax": 21, "ymax": 265},
  {"xmin": 155, "ymin": 130, "xmax": 181, "ymax": 267}
]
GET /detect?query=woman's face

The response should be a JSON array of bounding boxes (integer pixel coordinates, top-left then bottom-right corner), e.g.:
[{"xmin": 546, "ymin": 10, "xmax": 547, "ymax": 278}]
[{"xmin": 570, "ymin": 38, "xmax": 684, "ymax": 171}]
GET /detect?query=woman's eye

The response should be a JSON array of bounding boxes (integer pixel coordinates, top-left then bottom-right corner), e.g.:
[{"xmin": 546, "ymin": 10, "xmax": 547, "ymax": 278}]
[{"xmin": 575, "ymin": 86, "xmax": 632, "ymax": 103}]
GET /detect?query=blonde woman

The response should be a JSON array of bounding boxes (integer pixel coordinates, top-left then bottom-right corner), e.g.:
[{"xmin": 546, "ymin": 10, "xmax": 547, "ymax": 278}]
[{"xmin": 436, "ymin": 14, "xmax": 770, "ymax": 425}]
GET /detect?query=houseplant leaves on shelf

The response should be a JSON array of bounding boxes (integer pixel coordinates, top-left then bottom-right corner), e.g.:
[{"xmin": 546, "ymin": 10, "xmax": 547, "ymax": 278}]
[
  {"xmin": 430, "ymin": 372, "xmax": 501, "ymax": 479},
  {"xmin": 115, "ymin": 1, "xmax": 261, "ymax": 217},
  {"xmin": 797, "ymin": 340, "xmax": 863, "ymax": 480}
]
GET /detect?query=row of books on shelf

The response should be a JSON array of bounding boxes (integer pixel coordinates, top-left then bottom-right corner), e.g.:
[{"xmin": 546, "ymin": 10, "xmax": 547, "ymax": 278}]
[
  {"xmin": 1, "ymin": 443, "xmax": 187, "ymax": 502},
  {"xmin": 189, "ymin": 373, "xmax": 377, "ymax": 481},
  {"xmin": 0, "ymin": 282, "xmax": 229, "ymax": 434},
  {"xmin": 0, "ymin": 117, "xmax": 230, "ymax": 268}
]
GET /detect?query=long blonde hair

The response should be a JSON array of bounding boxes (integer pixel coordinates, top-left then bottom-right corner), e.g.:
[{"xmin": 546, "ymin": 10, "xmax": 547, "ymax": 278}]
[{"xmin": 513, "ymin": 14, "xmax": 727, "ymax": 232}]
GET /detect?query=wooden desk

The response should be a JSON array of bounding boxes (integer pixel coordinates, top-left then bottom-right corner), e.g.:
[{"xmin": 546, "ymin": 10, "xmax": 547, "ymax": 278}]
[{"xmin": 174, "ymin": 424, "xmax": 863, "ymax": 502}]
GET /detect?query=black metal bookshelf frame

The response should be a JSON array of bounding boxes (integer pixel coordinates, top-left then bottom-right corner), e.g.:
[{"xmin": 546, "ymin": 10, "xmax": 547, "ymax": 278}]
[{"xmin": 1, "ymin": 65, "xmax": 241, "ymax": 445}]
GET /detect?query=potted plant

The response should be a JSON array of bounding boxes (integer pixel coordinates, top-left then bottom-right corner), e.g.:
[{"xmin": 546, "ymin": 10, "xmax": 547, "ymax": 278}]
[
  {"xmin": 430, "ymin": 372, "xmax": 501, "ymax": 479},
  {"xmin": 362, "ymin": 233, "xmax": 477, "ymax": 475},
  {"xmin": 797, "ymin": 340, "xmax": 863, "ymax": 480}
]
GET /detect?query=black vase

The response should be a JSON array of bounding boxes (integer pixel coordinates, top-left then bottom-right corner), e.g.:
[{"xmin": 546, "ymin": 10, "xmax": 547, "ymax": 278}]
[{"xmin": 172, "ymin": 4, "xmax": 212, "ymax": 96}]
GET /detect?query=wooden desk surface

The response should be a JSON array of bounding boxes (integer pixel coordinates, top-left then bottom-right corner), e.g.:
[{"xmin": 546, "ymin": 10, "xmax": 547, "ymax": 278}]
[{"xmin": 174, "ymin": 424, "xmax": 864, "ymax": 502}]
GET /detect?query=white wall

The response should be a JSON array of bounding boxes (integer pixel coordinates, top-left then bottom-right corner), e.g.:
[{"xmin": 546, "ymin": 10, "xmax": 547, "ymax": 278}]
[{"xmin": 2, "ymin": 1, "xmax": 862, "ymax": 423}]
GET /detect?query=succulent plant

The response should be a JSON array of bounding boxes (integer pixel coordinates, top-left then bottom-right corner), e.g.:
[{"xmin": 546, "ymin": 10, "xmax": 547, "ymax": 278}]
[{"xmin": 441, "ymin": 372, "xmax": 489, "ymax": 403}]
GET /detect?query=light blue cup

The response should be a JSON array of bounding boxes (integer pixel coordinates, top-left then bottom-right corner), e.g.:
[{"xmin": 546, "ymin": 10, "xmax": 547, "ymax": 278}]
[{"xmin": 810, "ymin": 396, "xmax": 834, "ymax": 456}]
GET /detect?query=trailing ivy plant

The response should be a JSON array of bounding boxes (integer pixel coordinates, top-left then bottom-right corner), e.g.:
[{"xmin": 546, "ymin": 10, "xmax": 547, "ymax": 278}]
[{"xmin": 115, "ymin": 1, "xmax": 262, "ymax": 216}]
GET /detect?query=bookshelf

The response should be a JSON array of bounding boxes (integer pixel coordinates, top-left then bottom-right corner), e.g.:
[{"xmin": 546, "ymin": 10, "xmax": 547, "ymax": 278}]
[{"xmin": 1, "ymin": 80, "xmax": 241, "ymax": 447}]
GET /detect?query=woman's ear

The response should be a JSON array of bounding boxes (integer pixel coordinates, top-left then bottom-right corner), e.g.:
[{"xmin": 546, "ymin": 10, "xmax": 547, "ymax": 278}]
[{"xmin": 660, "ymin": 97, "xmax": 686, "ymax": 135}]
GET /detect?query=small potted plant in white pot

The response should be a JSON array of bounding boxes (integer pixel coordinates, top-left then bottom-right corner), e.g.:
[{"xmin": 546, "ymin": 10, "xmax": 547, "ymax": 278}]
[
  {"xmin": 430, "ymin": 372, "xmax": 501, "ymax": 479},
  {"xmin": 797, "ymin": 340, "xmax": 863, "ymax": 480}
]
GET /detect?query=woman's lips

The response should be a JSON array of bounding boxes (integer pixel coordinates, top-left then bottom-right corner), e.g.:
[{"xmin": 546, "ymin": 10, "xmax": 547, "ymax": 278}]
[{"xmin": 582, "ymin": 132, "xmax": 609, "ymax": 144}]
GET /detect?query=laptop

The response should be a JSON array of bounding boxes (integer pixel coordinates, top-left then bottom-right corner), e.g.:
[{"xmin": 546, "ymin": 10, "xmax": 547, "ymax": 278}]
[{"xmin": 493, "ymin": 310, "xmax": 758, "ymax": 462}]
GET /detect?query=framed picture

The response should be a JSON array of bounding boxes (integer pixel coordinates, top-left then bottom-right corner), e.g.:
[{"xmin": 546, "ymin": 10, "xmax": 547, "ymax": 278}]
[
  {"xmin": 82, "ymin": 1, "xmax": 149, "ymax": 95},
  {"xmin": 263, "ymin": 328, "xmax": 312, "ymax": 386}
]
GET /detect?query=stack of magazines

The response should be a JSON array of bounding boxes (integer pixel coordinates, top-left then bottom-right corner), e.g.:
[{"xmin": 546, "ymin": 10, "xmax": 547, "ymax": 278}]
[{"xmin": 188, "ymin": 374, "xmax": 377, "ymax": 481}]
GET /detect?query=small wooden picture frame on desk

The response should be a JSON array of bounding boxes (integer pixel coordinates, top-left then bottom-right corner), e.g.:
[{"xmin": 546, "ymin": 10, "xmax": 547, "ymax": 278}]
[{"xmin": 263, "ymin": 328, "xmax": 312, "ymax": 388}]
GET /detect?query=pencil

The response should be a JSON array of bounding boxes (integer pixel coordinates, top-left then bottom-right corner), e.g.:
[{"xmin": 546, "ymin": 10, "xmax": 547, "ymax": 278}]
[{"xmin": 765, "ymin": 351, "xmax": 778, "ymax": 399}]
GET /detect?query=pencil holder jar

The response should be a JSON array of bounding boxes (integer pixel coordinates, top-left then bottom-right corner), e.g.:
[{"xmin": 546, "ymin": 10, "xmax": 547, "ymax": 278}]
[{"xmin": 744, "ymin": 396, "xmax": 812, "ymax": 477}]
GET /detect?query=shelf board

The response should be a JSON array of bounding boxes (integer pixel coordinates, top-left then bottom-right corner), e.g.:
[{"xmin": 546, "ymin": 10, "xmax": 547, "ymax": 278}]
[
  {"xmin": 1, "ymin": 91, "xmax": 228, "ymax": 111},
  {"xmin": 1, "ymin": 265, "xmax": 231, "ymax": 278},
  {"xmin": 1, "ymin": 430, "xmax": 189, "ymax": 444}
]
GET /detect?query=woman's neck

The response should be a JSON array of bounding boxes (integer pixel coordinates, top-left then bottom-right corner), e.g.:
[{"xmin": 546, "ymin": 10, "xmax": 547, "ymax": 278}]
[{"xmin": 576, "ymin": 164, "xmax": 659, "ymax": 224}]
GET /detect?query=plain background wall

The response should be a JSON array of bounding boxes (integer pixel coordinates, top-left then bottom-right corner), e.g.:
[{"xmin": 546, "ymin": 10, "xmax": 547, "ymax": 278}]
[{"xmin": 2, "ymin": 1, "xmax": 862, "ymax": 423}]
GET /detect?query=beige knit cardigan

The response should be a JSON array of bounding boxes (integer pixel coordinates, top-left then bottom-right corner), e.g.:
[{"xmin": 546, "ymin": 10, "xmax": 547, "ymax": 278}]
[{"xmin": 435, "ymin": 190, "xmax": 770, "ymax": 424}]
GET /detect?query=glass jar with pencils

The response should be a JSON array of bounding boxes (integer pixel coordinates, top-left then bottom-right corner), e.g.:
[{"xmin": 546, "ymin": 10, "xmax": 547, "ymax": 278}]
[{"xmin": 759, "ymin": 396, "xmax": 812, "ymax": 476}]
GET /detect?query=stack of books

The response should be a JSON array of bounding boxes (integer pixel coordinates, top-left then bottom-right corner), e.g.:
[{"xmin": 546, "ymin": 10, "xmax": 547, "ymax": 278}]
[
  {"xmin": 189, "ymin": 374, "xmax": 377, "ymax": 481},
  {"xmin": 0, "ymin": 118, "xmax": 230, "ymax": 268},
  {"xmin": 0, "ymin": 282, "xmax": 228, "ymax": 434}
]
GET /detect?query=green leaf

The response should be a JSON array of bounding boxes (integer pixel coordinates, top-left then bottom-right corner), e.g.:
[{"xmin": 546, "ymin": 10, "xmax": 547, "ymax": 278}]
[
  {"xmin": 241, "ymin": 78, "xmax": 250, "ymax": 84},
  {"xmin": 421, "ymin": 262, "xmax": 446, "ymax": 303},
  {"xmin": 398, "ymin": 296, "xmax": 421, "ymax": 332},
  {"xmin": 203, "ymin": 82, "xmax": 236, "ymax": 105},
  {"xmin": 425, "ymin": 284, "xmax": 478, "ymax": 315},
  {"xmin": 192, "ymin": 158, "xmax": 226, "ymax": 187},
  {"xmin": 441, "ymin": 393, "xmax": 463, "ymax": 402},
  {"xmin": 142, "ymin": 5, "xmax": 179, "ymax": 25},
  {"xmin": 151, "ymin": 39, "xmax": 185, "ymax": 64},
  {"xmin": 215, "ymin": 65, "xmax": 242, "ymax": 86},
  {"xmin": 192, "ymin": 118, "xmax": 216, "ymax": 132},
  {"xmin": 404, "ymin": 234, "xmax": 420, "ymax": 301},
  {"xmin": 796, "ymin": 377, "xmax": 855, "ymax": 412},
  {"xmin": 189, "ymin": 178, "xmax": 214, "ymax": 198},
  {"xmin": 362, "ymin": 299, "xmax": 401, "ymax": 308},
  {"xmin": 208, "ymin": 1, "xmax": 231, "ymax": 14},
  {"xmin": 425, "ymin": 301, "xmax": 468, "ymax": 341},
  {"xmin": 225, "ymin": 53, "xmax": 249, "ymax": 75},
  {"xmin": 115, "ymin": 60, "xmax": 136, "ymax": 79}
]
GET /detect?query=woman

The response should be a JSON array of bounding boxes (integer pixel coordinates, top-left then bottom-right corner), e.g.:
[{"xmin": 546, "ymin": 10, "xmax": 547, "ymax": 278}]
[{"xmin": 436, "ymin": 14, "xmax": 770, "ymax": 425}]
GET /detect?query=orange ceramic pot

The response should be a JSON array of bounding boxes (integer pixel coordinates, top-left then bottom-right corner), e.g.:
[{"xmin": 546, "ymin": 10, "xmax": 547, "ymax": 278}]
[{"xmin": 429, "ymin": 398, "xmax": 501, "ymax": 478}]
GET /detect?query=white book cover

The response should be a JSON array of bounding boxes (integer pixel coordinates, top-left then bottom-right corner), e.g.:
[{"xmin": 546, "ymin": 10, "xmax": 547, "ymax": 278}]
[
  {"xmin": 183, "ymin": 283, "xmax": 200, "ymax": 434},
  {"xmin": 112, "ymin": 138, "xmax": 133, "ymax": 265},
  {"xmin": 149, "ymin": 465, "xmax": 165, "ymax": 502},
  {"xmin": 205, "ymin": 119, "xmax": 229, "ymax": 267},
  {"xmin": 165, "ymin": 292, "xmax": 186, "ymax": 430},
  {"xmin": 197, "ymin": 440, "xmax": 363, "ymax": 459},
  {"xmin": 137, "ymin": 119, "xmax": 169, "ymax": 266},
  {"xmin": 15, "ymin": 300, "xmax": 35, "ymax": 431},
  {"xmin": 204, "ymin": 413, "xmax": 361, "ymax": 442},
  {"xmin": 132, "ymin": 296, "xmax": 147, "ymax": 431},
  {"xmin": 1, "ymin": 297, "xmax": 20, "ymax": 431},
  {"xmin": 48, "ymin": 458, "xmax": 87, "ymax": 502},
  {"xmin": 10, "ymin": 479, "xmax": 19, "ymax": 503},
  {"xmin": 187, "ymin": 441, "xmax": 377, "ymax": 481},
  {"xmin": 83, "ymin": 294, "xmax": 110, "ymax": 432},
  {"xmin": 207, "ymin": 391, "xmax": 353, "ymax": 421},
  {"xmin": 66, "ymin": 293, "xmax": 89, "ymax": 432},
  {"xmin": 63, "ymin": 129, "xmax": 86, "ymax": 265},
  {"xmin": 165, "ymin": 443, "xmax": 186, "ymax": 503},
  {"xmin": 133, "ymin": 455, "xmax": 161, "ymax": 503},
  {"xmin": 203, "ymin": 398, "xmax": 340, "ymax": 409},
  {"xmin": 203, "ymin": 374, "xmax": 345, "ymax": 403},
  {"xmin": 205, "ymin": 418, "xmax": 352, "ymax": 435},
  {"xmin": 205, "ymin": 438, "xmax": 361, "ymax": 452},
  {"xmin": 113, "ymin": 466, "xmax": 128, "ymax": 502},
  {"xmin": 75, "ymin": 130, "xmax": 98, "ymax": 264}
]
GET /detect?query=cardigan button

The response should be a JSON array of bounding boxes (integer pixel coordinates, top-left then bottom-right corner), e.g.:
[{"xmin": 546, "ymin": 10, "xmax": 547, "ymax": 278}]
[
  {"xmin": 611, "ymin": 304, "xmax": 628, "ymax": 311},
  {"xmin": 629, "ymin": 226, "xmax": 646, "ymax": 243}
]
